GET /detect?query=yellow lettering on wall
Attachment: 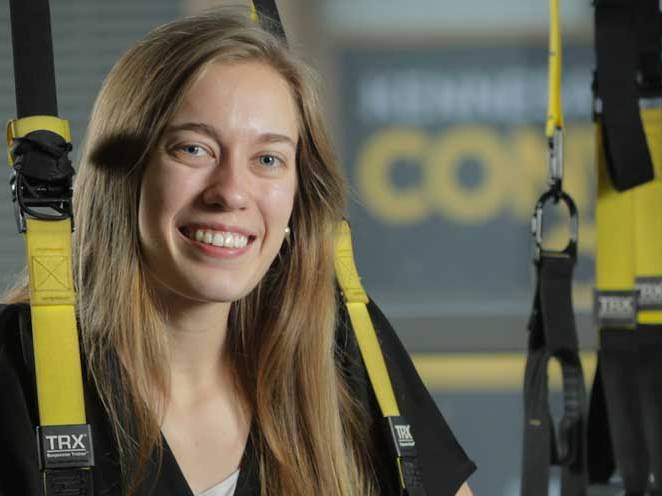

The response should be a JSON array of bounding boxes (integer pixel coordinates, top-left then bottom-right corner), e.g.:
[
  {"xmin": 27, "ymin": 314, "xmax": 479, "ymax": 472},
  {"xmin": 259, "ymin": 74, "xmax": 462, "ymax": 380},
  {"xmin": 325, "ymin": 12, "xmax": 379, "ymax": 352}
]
[
  {"xmin": 427, "ymin": 126, "xmax": 508, "ymax": 224},
  {"xmin": 354, "ymin": 124, "xmax": 595, "ymax": 232},
  {"xmin": 356, "ymin": 128, "xmax": 428, "ymax": 225}
]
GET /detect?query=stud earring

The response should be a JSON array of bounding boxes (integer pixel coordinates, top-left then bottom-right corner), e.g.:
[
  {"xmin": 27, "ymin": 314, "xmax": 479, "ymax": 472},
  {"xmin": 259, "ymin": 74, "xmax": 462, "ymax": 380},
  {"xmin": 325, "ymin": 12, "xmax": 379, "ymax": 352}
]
[{"xmin": 284, "ymin": 226, "xmax": 291, "ymax": 235}]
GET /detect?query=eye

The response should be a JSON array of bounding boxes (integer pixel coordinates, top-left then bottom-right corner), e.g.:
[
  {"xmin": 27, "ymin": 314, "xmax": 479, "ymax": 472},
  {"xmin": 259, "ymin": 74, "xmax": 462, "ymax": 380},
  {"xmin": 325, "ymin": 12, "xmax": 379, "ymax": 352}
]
[
  {"xmin": 179, "ymin": 144, "xmax": 211, "ymax": 157},
  {"xmin": 258, "ymin": 154, "xmax": 283, "ymax": 168}
]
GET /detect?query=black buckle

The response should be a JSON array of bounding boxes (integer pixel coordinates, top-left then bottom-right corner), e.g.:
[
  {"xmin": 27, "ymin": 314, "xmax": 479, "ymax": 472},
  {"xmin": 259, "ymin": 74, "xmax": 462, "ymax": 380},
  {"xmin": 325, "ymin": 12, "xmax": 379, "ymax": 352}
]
[
  {"xmin": 384, "ymin": 416, "xmax": 427, "ymax": 495},
  {"xmin": 385, "ymin": 416, "xmax": 417, "ymax": 459},
  {"xmin": 43, "ymin": 468, "xmax": 93, "ymax": 496},
  {"xmin": 38, "ymin": 424, "xmax": 94, "ymax": 496},
  {"xmin": 10, "ymin": 129, "xmax": 74, "ymax": 233},
  {"xmin": 37, "ymin": 424, "xmax": 95, "ymax": 470}
]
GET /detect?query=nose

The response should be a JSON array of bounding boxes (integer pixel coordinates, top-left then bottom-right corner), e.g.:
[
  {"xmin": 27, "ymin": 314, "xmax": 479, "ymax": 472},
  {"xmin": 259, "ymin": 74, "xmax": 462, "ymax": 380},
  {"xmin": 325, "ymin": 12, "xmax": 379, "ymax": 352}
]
[{"xmin": 201, "ymin": 159, "xmax": 249, "ymax": 211}]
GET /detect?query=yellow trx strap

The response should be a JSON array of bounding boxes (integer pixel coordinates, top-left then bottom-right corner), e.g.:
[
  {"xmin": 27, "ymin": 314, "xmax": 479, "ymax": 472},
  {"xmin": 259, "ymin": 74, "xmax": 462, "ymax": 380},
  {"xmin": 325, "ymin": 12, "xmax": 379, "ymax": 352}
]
[
  {"xmin": 591, "ymin": 47, "xmax": 662, "ymax": 493},
  {"xmin": 335, "ymin": 221, "xmax": 425, "ymax": 495},
  {"xmin": 595, "ymin": 122, "xmax": 636, "ymax": 316},
  {"xmin": 7, "ymin": 115, "xmax": 93, "ymax": 495},
  {"xmin": 7, "ymin": 116, "xmax": 86, "ymax": 426},
  {"xmin": 634, "ymin": 106, "xmax": 662, "ymax": 325},
  {"xmin": 546, "ymin": 0, "xmax": 563, "ymax": 138},
  {"xmin": 545, "ymin": 0, "xmax": 565, "ymax": 196},
  {"xmin": 594, "ymin": 105, "xmax": 662, "ymax": 325},
  {"xmin": 334, "ymin": 221, "xmax": 399, "ymax": 417}
]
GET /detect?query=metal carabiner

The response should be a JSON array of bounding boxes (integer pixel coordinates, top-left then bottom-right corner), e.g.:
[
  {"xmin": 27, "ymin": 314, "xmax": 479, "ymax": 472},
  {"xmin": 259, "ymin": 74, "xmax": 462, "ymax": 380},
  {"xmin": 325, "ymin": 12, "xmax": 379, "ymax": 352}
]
[
  {"xmin": 530, "ymin": 187, "xmax": 578, "ymax": 263},
  {"xmin": 547, "ymin": 127, "xmax": 564, "ymax": 196}
]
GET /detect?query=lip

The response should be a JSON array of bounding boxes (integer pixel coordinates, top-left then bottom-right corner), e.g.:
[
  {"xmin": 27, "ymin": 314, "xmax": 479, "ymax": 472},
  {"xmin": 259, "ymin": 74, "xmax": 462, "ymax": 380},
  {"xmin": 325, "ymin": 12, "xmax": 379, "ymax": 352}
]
[{"xmin": 177, "ymin": 225, "xmax": 255, "ymax": 259}]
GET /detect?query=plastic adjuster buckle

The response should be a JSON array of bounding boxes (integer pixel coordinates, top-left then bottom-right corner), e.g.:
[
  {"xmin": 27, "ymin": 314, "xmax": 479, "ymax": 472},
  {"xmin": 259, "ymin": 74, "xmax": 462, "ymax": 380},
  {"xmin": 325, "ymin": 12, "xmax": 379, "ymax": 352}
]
[
  {"xmin": 43, "ymin": 468, "xmax": 93, "ymax": 496},
  {"xmin": 38, "ymin": 424, "xmax": 95, "ymax": 496},
  {"xmin": 385, "ymin": 416, "xmax": 427, "ymax": 495},
  {"xmin": 37, "ymin": 424, "xmax": 95, "ymax": 470}
]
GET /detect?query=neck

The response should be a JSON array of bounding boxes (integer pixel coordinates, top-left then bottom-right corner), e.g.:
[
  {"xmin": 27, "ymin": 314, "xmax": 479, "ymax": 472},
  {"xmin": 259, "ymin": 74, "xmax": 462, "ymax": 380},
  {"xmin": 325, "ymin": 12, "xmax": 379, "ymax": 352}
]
[{"xmin": 157, "ymin": 290, "xmax": 234, "ymax": 404}]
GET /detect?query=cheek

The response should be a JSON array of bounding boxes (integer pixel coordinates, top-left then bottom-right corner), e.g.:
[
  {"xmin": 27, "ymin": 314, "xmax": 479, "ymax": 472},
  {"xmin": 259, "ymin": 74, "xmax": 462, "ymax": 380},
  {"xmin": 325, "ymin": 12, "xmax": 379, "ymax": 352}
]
[
  {"xmin": 139, "ymin": 165, "xmax": 196, "ymax": 228},
  {"xmin": 263, "ymin": 181, "xmax": 297, "ymax": 229}
]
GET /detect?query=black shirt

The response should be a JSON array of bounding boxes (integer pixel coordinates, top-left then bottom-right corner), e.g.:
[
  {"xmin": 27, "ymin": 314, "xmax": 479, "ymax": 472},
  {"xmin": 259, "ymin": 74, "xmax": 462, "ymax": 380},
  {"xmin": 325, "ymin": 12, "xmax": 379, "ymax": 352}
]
[{"xmin": 0, "ymin": 302, "xmax": 475, "ymax": 495}]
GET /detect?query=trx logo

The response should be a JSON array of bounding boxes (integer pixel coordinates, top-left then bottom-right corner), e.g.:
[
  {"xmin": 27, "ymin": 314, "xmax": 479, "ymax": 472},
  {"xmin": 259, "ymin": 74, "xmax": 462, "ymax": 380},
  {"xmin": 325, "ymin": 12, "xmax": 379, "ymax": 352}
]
[
  {"xmin": 599, "ymin": 297, "xmax": 634, "ymax": 316},
  {"xmin": 386, "ymin": 416, "xmax": 417, "ymax": 457},
  {"xmin": 38, "ymin": 424, "xmax": 95, "ymax": 469},
  {"xmin": 636, "ymin": 277, "xmax": 662, "ymax": 311},
  {"xmin": 44, "ymin": 433, "xmax": 88, "ymax": 452},
  {"xmin": 594, "ymin": 290, "xmax": 638, "ymax": 328},
  {"xmin": 395, "ymin": 424, "xmax": 415, "ymax": 448}
]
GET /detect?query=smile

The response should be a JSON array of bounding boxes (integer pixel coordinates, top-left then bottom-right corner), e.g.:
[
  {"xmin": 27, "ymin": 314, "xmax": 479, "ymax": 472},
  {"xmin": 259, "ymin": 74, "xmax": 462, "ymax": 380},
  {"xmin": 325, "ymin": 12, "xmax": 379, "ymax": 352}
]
[
  {"xmin": 179, "ymin": 226, "xmax": 255, "ymax": 251},
  {"xmin": 183, "ymin": 227, "xmax": 250, "ymax": 248}
]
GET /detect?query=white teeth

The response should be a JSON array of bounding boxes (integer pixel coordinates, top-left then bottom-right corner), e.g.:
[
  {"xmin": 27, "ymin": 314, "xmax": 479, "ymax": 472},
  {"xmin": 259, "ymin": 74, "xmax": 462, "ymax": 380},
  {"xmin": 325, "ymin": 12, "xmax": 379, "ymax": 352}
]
[
  {"xmin": 212, "ymin": 232, "xmax": 225, "ymax": 247},
  {"xmin": 192, "ymin": 228, "xmax": 249, "ymax": 249}
]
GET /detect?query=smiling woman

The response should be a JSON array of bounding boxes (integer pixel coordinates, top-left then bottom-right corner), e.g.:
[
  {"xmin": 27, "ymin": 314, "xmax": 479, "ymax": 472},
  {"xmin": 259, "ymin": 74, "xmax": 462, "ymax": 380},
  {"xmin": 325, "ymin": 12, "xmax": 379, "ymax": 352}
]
[{"xmin": 0, "ymin": 7, "xmax": 474, "ymax": 496}]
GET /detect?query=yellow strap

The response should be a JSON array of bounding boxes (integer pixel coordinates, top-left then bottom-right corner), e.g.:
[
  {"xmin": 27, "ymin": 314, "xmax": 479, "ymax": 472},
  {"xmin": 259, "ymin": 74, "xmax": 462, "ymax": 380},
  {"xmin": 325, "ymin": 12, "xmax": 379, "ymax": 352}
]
[
  {"xmin": 642, "ymin": 106, "xmax": 662, "ymax": 177},
  {"xmin": 334, "ymin": 221, "xmax": 400, "ymax": 417},
  {"xmin": 7, "ymin": 116, "xmax": 85, "ymax": 426},
  {"xmin": 249, "ymin": 2, "xmax": 258, "ymax": 23},
  {"xmin": 595, "ymin": 122, "xmax": 635, "ymax": 291},
  {"xmin": 6, "ymin": 115, "xmax": 71, "ymax": 165},
  {"xmin": 546, "ymin": 0, "xmax": 563, "ymax": 137},
  {"xmin": 635, "ymin": 106, "xmax": 662, "ymax": 324},
  {"xmin": 596, "ymin": 105, "xmax": 662, "ymax": 326},
  {"xmin": 25, "ymin": 218, "xmax": 85, "ymax": 425}
]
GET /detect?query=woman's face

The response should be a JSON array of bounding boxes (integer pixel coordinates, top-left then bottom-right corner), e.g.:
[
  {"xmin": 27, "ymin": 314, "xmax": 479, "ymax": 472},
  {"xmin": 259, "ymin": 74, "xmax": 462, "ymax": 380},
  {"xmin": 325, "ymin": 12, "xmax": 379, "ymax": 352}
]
[{"xmin": 138, "ymin": 60, "xmax": 299, "ymax": 305}]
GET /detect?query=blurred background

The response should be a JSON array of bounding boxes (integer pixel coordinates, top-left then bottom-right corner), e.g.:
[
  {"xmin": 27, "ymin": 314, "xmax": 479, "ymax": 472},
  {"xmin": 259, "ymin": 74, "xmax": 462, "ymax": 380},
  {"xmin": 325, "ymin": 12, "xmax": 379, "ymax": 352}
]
[{"xmin": 0, "ymin": 1, "xmax": 597, "ymax": 494}]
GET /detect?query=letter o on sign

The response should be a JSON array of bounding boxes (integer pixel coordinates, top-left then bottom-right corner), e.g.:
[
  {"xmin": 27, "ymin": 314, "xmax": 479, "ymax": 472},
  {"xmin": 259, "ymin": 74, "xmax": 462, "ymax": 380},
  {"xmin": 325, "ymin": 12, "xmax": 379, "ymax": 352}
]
[{"xmin": 427, "ymin": 126, "xmax": 507, "ymax": 224}]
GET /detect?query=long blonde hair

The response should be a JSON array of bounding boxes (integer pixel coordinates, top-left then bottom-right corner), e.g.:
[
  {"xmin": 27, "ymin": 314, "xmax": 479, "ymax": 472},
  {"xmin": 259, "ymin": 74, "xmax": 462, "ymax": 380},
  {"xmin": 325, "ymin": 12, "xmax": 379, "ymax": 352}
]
[{"xmin": 3, "ymin": 9, "xmax": 378, "ymax": 496}]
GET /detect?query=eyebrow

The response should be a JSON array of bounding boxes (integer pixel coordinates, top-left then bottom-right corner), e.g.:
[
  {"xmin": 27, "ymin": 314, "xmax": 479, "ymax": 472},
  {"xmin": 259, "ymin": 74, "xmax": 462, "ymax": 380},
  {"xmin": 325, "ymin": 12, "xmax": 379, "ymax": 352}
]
[
  {"xmin": 164, "ymin": 122, "xmax": 297, "ymax": 149},
  {"xmin": 164, "ymin": 122, "xmax": 218, "ymax": 140},
  {"xmin": 256, "ymin": 133, "xmax": 297, "ymax": 149}
]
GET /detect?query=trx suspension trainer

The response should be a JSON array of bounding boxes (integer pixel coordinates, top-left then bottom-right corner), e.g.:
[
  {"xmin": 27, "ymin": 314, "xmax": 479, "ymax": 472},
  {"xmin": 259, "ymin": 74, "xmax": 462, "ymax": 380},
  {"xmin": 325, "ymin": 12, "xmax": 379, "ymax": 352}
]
[
  {"xmin": 588, "ymin": 1, "xmax": 662, "ymax": 494},
  {"xmin": 7, "ymin": 1, "xmax": 94, "ymax": 495},
  {"xmin": 521, "ymin": 1, "xmax": 588, "ymax": 494}
]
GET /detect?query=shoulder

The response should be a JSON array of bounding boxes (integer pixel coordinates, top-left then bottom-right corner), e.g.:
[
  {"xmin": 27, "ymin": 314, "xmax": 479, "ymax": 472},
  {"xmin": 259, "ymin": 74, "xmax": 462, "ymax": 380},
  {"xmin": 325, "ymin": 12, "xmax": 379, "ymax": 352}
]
[
  {"xmin": 0, "ymin": 303, "xmax": 43, "ymax": 495},
  {"xmin": 0, "ymin": 304, "xmax": 123, "ymax": 496},
  {"xmin": 0, "ymin": 303, "xmax": 36, "ymax": 411},
  {"xmin": 336, "ymin": 298, "xmax": 476, "ymax": 496}
]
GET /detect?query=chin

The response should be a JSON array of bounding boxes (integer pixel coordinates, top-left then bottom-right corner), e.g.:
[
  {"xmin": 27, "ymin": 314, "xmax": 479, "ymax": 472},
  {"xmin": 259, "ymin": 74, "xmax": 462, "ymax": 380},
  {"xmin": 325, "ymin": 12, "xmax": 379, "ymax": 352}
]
[{"xmin": 181, "ymin": 281, "xmax": 253, "ymax": 304}]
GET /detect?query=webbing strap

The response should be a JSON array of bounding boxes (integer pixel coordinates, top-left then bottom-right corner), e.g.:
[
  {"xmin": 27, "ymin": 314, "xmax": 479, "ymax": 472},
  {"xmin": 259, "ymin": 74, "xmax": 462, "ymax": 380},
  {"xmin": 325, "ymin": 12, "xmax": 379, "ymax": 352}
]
[
  {"xmin": 8, "ymin": 1, "xmax": 93, "ymax": 493},
  {"xmin": 594, "ymin": 0, "xmax": 659, "ymax": 191},
  {"xmin": 25, "ymin": 218, "xmax": 83, "ymax": 423},
  {"xmin": 589, "ymin": 101, "xmax": 662, "ymax": 491},
  {"xmin": 334, "ymin": 221, "xmax": 426, "ymax": 496},
  {"xmin": 634, "ymin": 108, "xmax": 662, "ymax": 325},
  {"xmin": 522, "ymin": 255, "xmax": 588, "ymax": 496},
  {"xmin": 546, "ymin": 0, "xmax": 563, "ymax": 138},
  {"xmin": 9, "ymin": 0, "xmax": 58, "ymax": 117},
  {"xmin": 250, "ymin": 0, "xmax": 287, "ymax": 42}
]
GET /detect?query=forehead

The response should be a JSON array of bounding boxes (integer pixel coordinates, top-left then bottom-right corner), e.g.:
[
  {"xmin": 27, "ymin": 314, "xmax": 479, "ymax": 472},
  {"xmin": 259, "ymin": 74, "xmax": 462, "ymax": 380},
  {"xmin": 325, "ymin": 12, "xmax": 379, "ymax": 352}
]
[{"xmin": 171, "ymin": 60, "xmax": 300, "ymax": 143}]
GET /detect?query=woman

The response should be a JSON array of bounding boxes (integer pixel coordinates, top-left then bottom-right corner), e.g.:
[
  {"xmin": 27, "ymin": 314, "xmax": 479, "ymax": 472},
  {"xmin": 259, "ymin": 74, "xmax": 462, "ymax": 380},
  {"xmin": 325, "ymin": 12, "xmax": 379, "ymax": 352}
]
[{"xmin": 0, "ymin": 9, "xmax": 475, "ymax": 496}]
